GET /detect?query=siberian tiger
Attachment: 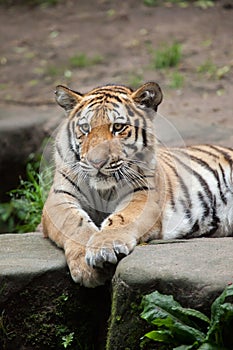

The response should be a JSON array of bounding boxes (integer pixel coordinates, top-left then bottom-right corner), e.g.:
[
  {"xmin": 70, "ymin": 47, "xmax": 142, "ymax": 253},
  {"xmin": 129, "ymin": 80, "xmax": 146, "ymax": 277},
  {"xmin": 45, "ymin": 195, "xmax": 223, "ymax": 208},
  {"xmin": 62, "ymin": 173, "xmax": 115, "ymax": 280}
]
[{"xmin": 42, "ymin": 82, "xmax": 233, "ymax": 287}]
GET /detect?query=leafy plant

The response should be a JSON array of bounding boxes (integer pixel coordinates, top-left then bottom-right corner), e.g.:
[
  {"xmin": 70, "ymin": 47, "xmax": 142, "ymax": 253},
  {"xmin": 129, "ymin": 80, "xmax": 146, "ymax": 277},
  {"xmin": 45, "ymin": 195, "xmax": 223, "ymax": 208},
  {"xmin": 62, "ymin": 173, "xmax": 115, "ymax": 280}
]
[
  {"xmin": 151, "ymin": 42, "xmax": 182, "ymax": 69},
  {"xmin": 143, "ymin": 0, "xmax": 158, "ymax": 6},
  {"xmin": 62, "ymin": 332, "xmax": 74, "ymax": 348},
  {"xmin": 0, "ymin": 154, "xmax": 52, "ymax": 233},
  {"xmin": 194, "ymin": 0, "xmax": 214, "ymax": 9},
  {"xmin": 143, "ymin": 0, "xmax": 189, "ymax": 6},
  {"xmin": 140, "ymin": 285, "xmax": 233, "ymax": 349}
]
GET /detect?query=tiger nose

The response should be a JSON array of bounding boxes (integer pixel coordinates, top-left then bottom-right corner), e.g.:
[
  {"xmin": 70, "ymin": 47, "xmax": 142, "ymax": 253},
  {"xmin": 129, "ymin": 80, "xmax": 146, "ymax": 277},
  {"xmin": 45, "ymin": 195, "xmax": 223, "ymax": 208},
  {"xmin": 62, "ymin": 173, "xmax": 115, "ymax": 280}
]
[{"xmin": 88, "ymin": 157, "xmax": 108, "ymax": 169}]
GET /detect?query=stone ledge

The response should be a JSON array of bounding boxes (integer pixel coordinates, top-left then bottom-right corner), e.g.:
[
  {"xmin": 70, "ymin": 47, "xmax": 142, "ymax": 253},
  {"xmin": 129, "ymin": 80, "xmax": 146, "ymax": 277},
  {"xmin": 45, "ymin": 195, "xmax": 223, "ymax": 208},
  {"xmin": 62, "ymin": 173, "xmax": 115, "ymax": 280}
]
[
  {"xmin": 0, "ymin": 232, "xmax": 67, "ymax": 304},
  {"xmin": 0, "ymin": 105, "xmax": 62, "ymax": 201},
  {"xmin": 107, "ymin": 237, "xmax": 233, "ymax": 350},
  {"xmin": 1, "ymin": 233, "xmax": 233, "ymax": 350},
  {"xmin": 0, "ymin": 232, "xmax": 110, "ymax": 350}
]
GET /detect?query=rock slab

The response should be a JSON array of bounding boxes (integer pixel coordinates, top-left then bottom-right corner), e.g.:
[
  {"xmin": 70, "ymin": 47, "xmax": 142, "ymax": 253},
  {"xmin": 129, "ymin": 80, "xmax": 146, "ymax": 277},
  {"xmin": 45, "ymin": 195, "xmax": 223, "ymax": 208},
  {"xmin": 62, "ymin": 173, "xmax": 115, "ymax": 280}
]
[
  {"xmin": 1, "ymin": 234, "xmax": 233, "ymax": 350},
  {"xmin": 0, "ymin": 233, "xmax": 110, "ymax": 350},
  {"xmin": 0, "ymin": 232, "xmax": 66, "ymax": 303},
  {"xmin": 107, "ymin": 238, "xmax": 233, "ymax": 350},
  {"xmin": 0, "ymin": 105, "xmax": 62, "ymax": 201}
]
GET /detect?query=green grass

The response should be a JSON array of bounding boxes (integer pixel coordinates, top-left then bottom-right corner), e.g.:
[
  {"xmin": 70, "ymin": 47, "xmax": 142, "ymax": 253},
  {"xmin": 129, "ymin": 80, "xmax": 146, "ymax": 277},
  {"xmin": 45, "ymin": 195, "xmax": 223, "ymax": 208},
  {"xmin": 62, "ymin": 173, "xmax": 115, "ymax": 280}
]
[
  {"xmin": 69, "ymin": 53, "xmax": 103, "ymax": 68},
  {"xmin": 44, "ymin": 53, "xmax": 104, "ymax": 79},
  {"xmin": 194, "ymin": 0, "xmax": 214, "ymax": 9},
  {"xmin": 197, "ymin": 60, "xmax": 217, "ymax": 76},
  {"xmin": 0, "ymin": 154, "xmax": 52, "ymax": 233},
  {"xmin": 143, "ymin": 0, "xmax": 158, "ymax": 6},
  {"xmin": 143, "ymin": 0, "xmax": 186, "ymax": 6},
  {"xmin": 45, "ymin": 65, "xmax": 63, "ymax": 77},
  {"xmin": 169, "ymin": 71, "xmax": 184, "ymax": 89},
  {"xmin": 197, "ymin": 60, "xmax": 230, "ymax": 80},
  {"xmin": 151, "ymin": 42, "xmax": 182, "ymax": 69},
  {"xmin": 127, "ymin": 73, "xmax": 144, "ymax": 89}
]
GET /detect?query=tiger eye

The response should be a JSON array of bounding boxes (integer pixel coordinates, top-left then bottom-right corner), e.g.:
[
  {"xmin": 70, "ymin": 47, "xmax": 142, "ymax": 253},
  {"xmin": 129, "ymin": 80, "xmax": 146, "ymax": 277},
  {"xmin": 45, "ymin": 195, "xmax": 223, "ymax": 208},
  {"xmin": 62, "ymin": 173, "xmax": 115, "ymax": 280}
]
[
  {"xmin": 80, "ymin": 123, "xmax": 90, "ymax": 134},
  {"xmin": 113, "ymin": 123, "xmax": 125, "ymax": 133}
]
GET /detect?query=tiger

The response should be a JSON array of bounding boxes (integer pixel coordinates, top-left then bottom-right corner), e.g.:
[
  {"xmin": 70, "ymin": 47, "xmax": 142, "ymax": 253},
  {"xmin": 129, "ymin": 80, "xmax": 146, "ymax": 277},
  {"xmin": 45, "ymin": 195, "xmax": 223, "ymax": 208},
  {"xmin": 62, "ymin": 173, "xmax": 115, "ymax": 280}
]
[{"xmin": 42, "ymin": 82, "xmax": 233, "ymax": 288}]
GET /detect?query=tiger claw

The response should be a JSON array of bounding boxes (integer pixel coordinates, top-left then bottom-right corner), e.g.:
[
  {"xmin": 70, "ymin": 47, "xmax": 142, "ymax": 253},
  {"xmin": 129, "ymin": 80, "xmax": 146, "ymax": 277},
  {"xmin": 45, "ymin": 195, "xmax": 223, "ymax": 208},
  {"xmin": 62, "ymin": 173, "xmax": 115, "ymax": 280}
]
[{"xmin": 85, "ymin": 247, "xmax": 118, "ymax": 268}]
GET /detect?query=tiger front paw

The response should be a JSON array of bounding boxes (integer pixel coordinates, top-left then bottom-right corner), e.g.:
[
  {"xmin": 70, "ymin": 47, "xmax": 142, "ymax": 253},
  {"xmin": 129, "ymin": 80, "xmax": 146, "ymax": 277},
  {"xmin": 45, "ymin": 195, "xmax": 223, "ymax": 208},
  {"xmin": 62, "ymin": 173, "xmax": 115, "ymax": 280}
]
[
  {"xmin": 65, "ymin": 241, "xmax": 111, "ymax": 287},
  {"xmin": 85, "ymin": 235, "xmax": 137, "ymax": 268},
  {"xmin": 68, "ymin": 257, "xmax": 111, "ymax": 288}
]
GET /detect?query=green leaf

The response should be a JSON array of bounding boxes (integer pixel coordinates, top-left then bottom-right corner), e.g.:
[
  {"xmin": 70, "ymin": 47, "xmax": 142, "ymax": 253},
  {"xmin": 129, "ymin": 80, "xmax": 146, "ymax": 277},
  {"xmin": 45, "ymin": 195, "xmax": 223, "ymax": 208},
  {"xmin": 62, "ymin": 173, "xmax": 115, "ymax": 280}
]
[
  {"xmin": 141, "ymin": 291, "xmax": 206, "ymax": 345},
  {"xmin": 174, "ymin": 345, "xmax": 195, "ymax": 350},
  {"xmin": 197, "ymin": 342, "xmax": 225, "ymax": 349},
  {"xmin": 207, "ymin": 285, "xmax": 233, "ymax": 343},
  {"xmin": 172, "ymin": 306, "xmax": 210, "ymax": 325},
  {"xmin": 141, "ymin": 291, "xmax": 182, "ymax": 324},
  {"xmin": 144, "ymin": 329, "xmax": 173, "ymax": 343}
]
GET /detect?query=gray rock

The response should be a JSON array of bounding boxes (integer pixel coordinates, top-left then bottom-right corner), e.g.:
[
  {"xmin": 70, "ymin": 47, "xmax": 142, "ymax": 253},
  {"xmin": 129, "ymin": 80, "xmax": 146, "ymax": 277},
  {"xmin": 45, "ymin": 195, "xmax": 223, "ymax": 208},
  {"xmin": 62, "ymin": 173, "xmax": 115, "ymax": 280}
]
[
  {"xmin": 0, "ymin": 232, "xmax": 110, "ymax": 350},
  {"xmin": 0, "ymin": 105, "xmax": 62, "ymax": 201},
  {"xmin": 107, "ymin": 238, "xmax": 233, "ymax": 350},
  {"xmin": 1, "ymin": 233, "xmax": 233, "ymax": 349},
  {"xmin": 0, "ymin": 232, "xmax": 67, "ymax": 303}
]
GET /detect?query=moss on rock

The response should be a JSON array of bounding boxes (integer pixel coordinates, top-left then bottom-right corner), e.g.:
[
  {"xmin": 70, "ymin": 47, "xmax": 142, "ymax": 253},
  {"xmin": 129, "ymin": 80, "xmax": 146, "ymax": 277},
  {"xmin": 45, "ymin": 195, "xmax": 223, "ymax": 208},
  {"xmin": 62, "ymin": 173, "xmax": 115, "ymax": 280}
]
[{"xmin": 0, "ymin": 271, "xmax": 111, "ymax": 350}]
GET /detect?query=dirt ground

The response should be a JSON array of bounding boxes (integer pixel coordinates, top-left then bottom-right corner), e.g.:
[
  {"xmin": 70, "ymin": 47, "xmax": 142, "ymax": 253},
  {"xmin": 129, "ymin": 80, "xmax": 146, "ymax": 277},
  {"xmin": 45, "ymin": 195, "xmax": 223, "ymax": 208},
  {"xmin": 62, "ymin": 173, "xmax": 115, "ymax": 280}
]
[{"xmin": 0, "ymin": 0, "xmax": 233, "ymax": 145}]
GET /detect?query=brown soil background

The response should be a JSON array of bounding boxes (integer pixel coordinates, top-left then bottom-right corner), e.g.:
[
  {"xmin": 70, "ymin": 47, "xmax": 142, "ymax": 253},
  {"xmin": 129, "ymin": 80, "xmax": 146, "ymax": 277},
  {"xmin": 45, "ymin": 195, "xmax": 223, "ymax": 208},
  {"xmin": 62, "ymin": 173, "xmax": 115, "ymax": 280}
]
[{"xmin": 0, "ymin": 0, "xmax": 233, "ymax": 145}]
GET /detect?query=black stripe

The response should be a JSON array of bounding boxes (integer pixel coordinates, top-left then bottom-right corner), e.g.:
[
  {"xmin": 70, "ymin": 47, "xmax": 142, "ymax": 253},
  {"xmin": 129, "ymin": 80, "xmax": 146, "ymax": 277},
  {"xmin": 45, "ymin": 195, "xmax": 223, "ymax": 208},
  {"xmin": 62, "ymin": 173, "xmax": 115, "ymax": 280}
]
[
  {"xmin": 197, "ymin": 191, "xmax": 210, "ymax": 219},
  {"xmin": 179, "ymin": 199, "xmax": 192, "ymax": 219},
  {"xmin": 59, "ymin": 171, "xmax": 80, "ymax": 192},
  {"xmin": 208, "ymin": 145, "xmax": 233, "ymax": 166},
  {"xmin": 67, "ymin": 121, "xmax": 81, "ymax": 161},
  {"xmin": 219, "ymin": 163, "xmax": 229, "ymax": 189},
  {"xmin": 208, "ymin": 195, "xmax": 220, "ymax": 236},
  {"xmin": 171, "ymin": 153, "xmax": 213, "ymax": 202},
  {"xmin": 134, "ymin": 119, "xmax": 139, "ymax": 142},
  {"xmin": 84, "ymin": 98, "xmax": 104, "ymax": 108},
  {"xmin": 91, "ymin": 87, "xmax": 129, "ymax": 95},
  {"xmin": 111, "ymin": 102, "xmax": 121, "ymax": 110},
  {"xmin": 142, "ymin": 128, "xmax": 147, "ymax": 147},
  {"xmin": 189, "ymin": 146, "xmax": 220, "ymax": 159},
  {"xmin": 127, "ymin": 129, "xmax": 132, "ymax": 138},
  {"xmin": 162, "ymin": 156, "xmax": 192, "ymax": 208},
  {"xmin": 165, "ymin": 173, "xmax": 176, "ymax": 210},
  {"xmin": 188, "ymin": 220, "xmax": 200, "ymax": 237},
  {"xmin": 58, "ymin": 170, "xmax": 90, "ymax": 202},
  {"xmin": 134, "ymin": 186, "xmax": 152, "ymax": 193},
  {"xmin": 125, "ymin": 105, "xmax": 135, "ymax": 117},
  {"xmin": 102, "ymin": 92, "xmax": 123, "ymax": 102},
  {"xmin": 144, "ymin": 174, "xmax": 155, "ymax": 178},
  {"xmin": 175, "ymin": 150, "xmax": 227, "ymax": 205}
]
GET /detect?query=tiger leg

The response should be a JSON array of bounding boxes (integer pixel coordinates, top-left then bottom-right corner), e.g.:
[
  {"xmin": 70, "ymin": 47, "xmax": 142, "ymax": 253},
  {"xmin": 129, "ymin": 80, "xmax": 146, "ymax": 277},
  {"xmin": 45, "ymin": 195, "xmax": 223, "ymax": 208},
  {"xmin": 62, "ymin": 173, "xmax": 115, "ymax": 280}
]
[
  {"xmin": 85, "ymin": 190, "xmax": 162, "ymax": 268},
  {"xmin": 42, "ymin": 190, "xmax": 110, "ymax": 287}
]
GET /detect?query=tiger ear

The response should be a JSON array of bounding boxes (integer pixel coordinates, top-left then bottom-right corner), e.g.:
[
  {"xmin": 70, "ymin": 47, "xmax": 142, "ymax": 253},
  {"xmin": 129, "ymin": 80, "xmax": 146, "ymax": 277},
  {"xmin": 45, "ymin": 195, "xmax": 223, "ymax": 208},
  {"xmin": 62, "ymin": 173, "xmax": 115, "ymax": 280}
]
[
  {"xmin": 55, "ymin": 85, "xmax": 83, "ymax": 112},
  {"xmin": 132, "ymin": 82, "xmax": 163, "ymax": 111}
]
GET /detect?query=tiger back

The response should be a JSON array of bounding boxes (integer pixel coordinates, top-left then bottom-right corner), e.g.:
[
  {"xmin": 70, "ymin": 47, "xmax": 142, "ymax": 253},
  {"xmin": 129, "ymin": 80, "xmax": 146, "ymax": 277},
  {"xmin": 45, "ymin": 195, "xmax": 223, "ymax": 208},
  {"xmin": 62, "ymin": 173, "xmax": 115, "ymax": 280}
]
[{"xmin": 42, "ymin": 82, "xmax": 233, "ymax": 287}]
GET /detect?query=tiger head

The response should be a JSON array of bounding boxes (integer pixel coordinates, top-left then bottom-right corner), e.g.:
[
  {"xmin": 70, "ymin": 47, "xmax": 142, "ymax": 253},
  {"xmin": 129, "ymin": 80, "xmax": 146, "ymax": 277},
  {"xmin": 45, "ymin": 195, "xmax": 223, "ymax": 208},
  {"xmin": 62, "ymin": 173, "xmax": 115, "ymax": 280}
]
[{"xmin": 55, "ymin": 82, "xmax": 163, "ymax": 190}]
